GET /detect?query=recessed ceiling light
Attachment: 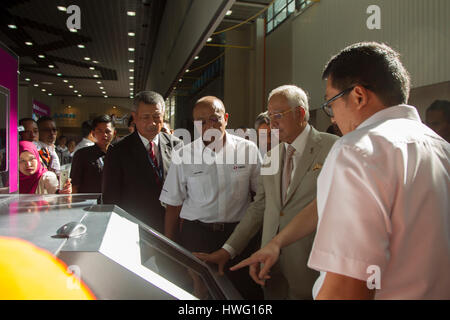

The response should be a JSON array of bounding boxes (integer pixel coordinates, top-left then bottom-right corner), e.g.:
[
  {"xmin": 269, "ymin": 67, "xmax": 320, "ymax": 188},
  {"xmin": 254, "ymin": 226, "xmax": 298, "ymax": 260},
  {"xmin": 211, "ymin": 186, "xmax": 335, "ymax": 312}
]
[
  {"xmin": 93, "ymin": 75, "xmax": 99, "ymax": 78},
  {"xmin": 25, "ymin": 41, "xmax": 33, "ymax": 46},
  {"xmin": 93, "ymin": 60, "xmax": 99, "ymax": 64},
  {"xmin": 89, "ymin": 67, "xmax": 95, "ymax": 70},
  {"xmin": 63, "ymin": 79, "xmax": 68, "ymax": 83},
  {"xmin": 48, "ymin": 65, "xmax": 54, "ymax": 68},
  {"xmin": 25, "ymin": 78, "xmax": 31, "ymax": 81},
  {"xmin": 84, "ymin": 57, "xmax": 91, "ymax": 61},
  {"xmin": 69, "ymin": 28, "xmax": 77, "ymax": 33},
  {"xmin": 57, "ymin": 6, "xmax": 67, "ymax": 12},
  {"xmin": 41, "ymin": 89, "xmax": 46, "ymax": 92},
  {"xmin": 129, "ymin": 83, "xmax": 134, "ymax": 86},
  {"xmin": 38, "ymin": 54, "xmax": 45, "ymax": 59},
  {"xmin": 127, "ymin": 11, "xmax": 136, "ymax": 16},
  {"xmin": 207, "ymin": 37, "xmax": 212, "ymax": 42},
  {"xmin": 33, "ymin": 84, "xmax": 39, "ymax": 87},
  {"xmin": 112, "ymin": 106, "xmax": 116, "ymax": 109},
  {"xmin": 179, "ymin": 79, "xmax": 182, "ymax": 82},
  {"xmin": 194, "ymin": 56, "xmax": 199, "ymax": 60},
  {"xmin": 96, "ymin": 81, "xmax": 102, "ymax": 84},
  {"xmin": 69, "ymin": 85, "xmax": 74, "ymax": 88},
  {"xmin": 226, "ymin": 10, "xmax": 232, "ymax": 16},
  {"xmin": 99, "ymin": 87, "xmax": 104, "ymax": 89},
  {"xmin": 104, "ymin": 95, "xmax": 108, "ymax": 98},
  {"xmin": 129, "ymin": 59, "xmax": 134, "ymax": 63},
  {"xmin": 186, "ymin": 69, "xmax": 189, "ymax": 73},
  {"xmin": 78, "ymin": 94, "xmax": 82, "ymax": 97},
  {"xmin": 8, "ymin": 24, "xmax": 17, "ymax": 29},
  {"xmin": 129, "ymin": 76, "xmax": 134, "ymax": 79},
  {"xmin": 77, "ymin": 44, "xmax": 85, "ymax": 48},
  {"xmin": 74, "ymin": 90, "xmax": 78, "ymax": 93},
  {"xmin": 129, "ymin": 69, "xmax": 134, "ymax": 72},
  {"xmin": 128, "ymin": 48, "xmax": 135, "ymax": 52},
  {"xmin": 48, "ymin": 93, "xmax": 53, "ymax": 96},
  {"xmin": 102, "ymin": 91, "xmax": 106, "ymax": 94},
  {"xmin": 128, "ymin": 32, "xmax": 135, "ymax": 37},
  {"xmin": 57, "ymin": 73, "xmax": 62, "ymax": 76}
]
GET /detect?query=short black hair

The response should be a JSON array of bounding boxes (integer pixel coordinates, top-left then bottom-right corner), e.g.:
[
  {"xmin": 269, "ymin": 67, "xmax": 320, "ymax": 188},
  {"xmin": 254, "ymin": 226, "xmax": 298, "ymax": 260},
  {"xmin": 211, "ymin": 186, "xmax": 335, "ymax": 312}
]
[
  {"xmin": 19, "ymin": 117, "xmax": 36, "ymax": 126},
  {"xmin": 36, "ymin": 116, "xmax": 55, "ymax": 128},
  {"xmin": 81, "ymin": 120, "xmax": 93, "ymax": 138},
  {"xmin": 322, "ymin": 42, "xmax": 410, "ymax": 107},
  {"xmin": 427, "ymin": 100, "xmax": 450, "ymax": 122},
  {"xmin": 92, "ymin": 115, "xmax": 114, "ymax": 130},
  {"xmin": 127, "ymin": 115, "xmax": 134, "ymax": 127}
]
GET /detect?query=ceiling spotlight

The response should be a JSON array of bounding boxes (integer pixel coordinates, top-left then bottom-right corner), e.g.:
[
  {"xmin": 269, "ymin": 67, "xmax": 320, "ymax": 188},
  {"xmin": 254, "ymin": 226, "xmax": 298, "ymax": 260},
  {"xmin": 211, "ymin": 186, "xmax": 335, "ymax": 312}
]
[
  {"xmin": 102, "ymin": 91, "xmax": 106, "ymax": 94},
  {"xmin": 179, "ymin": 79, "xmax": 182, "ymax": 82},
  {"xmin": 100, "ymin": 87, "xmax": 104, "ymax": 89},
  {"xmin": 104, "ymin": 95, "xmax": 108, "ymax": 98},
  {"xmin": 84, "ymin": 57, "xmax": 91, "ymax": 61},
  {"xmin": 8, "ymin": 24, "xmax": 17, "ymax": 29},
  {"xmin": 89, "ymin": 67, "xmax": 95, "ymax": 70},
  {"xmin": 128, "ymin": 32, "xmax": 135, "ymax": 37},
  {"xmin": 78, "ymin": 94, "xmax": 82, "ymax": 97},
  {"xmin": 77, "ymin": 44, "xmax": 85, "ymax": 48},
  {"xmin": 69, "ymin": 28, "xmax": 77, "ymax": 33},
  {"xmin": 96, "ymin": 81, "xmax": 102, "ymax": 84},
  {"xmin": 63, "ymin": 79, "xmax": 68, "ymax": 83},
  {"xmin": 129, "ymin": 83, "xmax": 134, "ymax": 86},
  {"xmin": 74, "ymin": 90, "xmax": 78, "ymax": 93},
  {"xmin": 34, "ymin": 84, "xmax": 39, "ymax": 87},
  {"xmin": 25, "ymin": 41, "xmax": 33, "ymax": 46},
  {"xmin": 93, "ymin": 75, "xmax": 99, "ymax": 78},
  {"xmin": 226, "ymin": 10, "xmax": 232, "ymax": 16},
  {"xmin": 129, "ymin": 69, "xmax": 134, "ymax": 72},
  {"xmin": 92, "ymin": 61, "xmax": 99, "ymax": 64},
  {"xmin": 128, "ymin": 47, "xmax": 135, "ymax": 52},
  {"xmin": 41, "ymin": 89, "xmax": 46, "ymax": 92},
  {"xmin": 186, "ymin": 69, "xmax": 189, "ymax": 73},
  {"xmin": 129, "ymin": 59, "xmax": 134, "ymax": 63},
  {"xmin": 207, "ymin": 37, "xmax": 212, "ymax": 42},
  {"xmin": 57, "ymin": 73, "xmax": 62, "ymax": 76},
  {"xmin": 129, "ymin": 76, "xmax": 134, "ymax": 80},
  {"xmin": 38, "ymin": 54, "xmax": 45, "ymax": 59},
  {"xmin": 194, "ymin": 56, "xmax": 199, "ymax": 60},
  {"xmin": 69, "ymin": 85, "xmax": 74, "ymax": 88},
  {"xmin": 57, "ymin": 6, "xmax": 67, "ymax": 12},
  {"xmin": 127, "ymin": 11, "xmax": 136, "ymax": 16},
  {"xmin": 48, "ymin": 93, "xmax": 53, "ymax": 96},
  {"xmin": 25, "ymin": 78, "xmax": 31, "ymax": 81},
  {"xmin": 48, "ymin": 65, "xmax": 55, "ymax": 68},
  {"xmin": 112, "ymin": 106, "xmax": 116, "ymax": 109}
]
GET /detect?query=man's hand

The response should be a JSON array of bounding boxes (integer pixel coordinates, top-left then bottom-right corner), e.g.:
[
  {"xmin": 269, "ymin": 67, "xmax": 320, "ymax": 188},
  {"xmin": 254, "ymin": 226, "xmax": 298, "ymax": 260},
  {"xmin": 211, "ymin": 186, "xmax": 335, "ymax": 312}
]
[
  {"xmin": 193, "ymin": 248, "xmax": 231, "ymax": 275},
  {"xmin": 59, "ymin": 178, "xmax": 72, "ymax": 194},
  {"xmin": 230, "ymin": 240, "xmax": 281, "ymax": 286}
]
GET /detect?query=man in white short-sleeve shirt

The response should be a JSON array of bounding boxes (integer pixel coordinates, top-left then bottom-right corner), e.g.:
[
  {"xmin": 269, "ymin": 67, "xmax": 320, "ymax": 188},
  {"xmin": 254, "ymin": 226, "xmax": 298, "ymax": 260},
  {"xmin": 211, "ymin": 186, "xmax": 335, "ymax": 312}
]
[{"xmin": 231, "ymin": 42, "xmax": 450, "ymax": 300}]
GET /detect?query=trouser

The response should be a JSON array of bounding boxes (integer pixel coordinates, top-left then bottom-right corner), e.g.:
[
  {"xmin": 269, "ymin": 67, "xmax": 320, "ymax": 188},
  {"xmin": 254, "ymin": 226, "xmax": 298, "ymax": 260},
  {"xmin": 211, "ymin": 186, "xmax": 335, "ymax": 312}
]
[{"xmin": 181, "ymin": 219, "xmax": 264, "ymax": 300}]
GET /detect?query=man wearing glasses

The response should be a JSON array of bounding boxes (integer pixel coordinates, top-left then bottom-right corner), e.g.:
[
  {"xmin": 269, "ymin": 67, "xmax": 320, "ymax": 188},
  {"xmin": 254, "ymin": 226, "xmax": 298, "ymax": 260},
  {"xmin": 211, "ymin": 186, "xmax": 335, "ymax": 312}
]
[
  {"xmin": 35, "ymin": 116, "xmax": 61, "ymax": 174},
  {"xmin": 232, "ymin": 42, "xmax": 450, "ymax": 299},
  {"xmin": 160, "ymin": 96, "xmax": 263, "ymax": 299},
  {"xmin": 194, "ymin": 86, "xmax": 339, "ymax": 300}
]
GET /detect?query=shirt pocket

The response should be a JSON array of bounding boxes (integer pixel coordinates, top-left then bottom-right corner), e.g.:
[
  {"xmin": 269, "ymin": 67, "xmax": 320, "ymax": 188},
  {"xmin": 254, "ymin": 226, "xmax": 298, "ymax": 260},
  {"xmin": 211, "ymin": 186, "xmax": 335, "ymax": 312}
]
[
  {"xmin": 187, "ymin": 174, "xmax": 213, "ymax": 203},
  {"xmin": 230, "ymin": 167, "xmax": 250, "ymax": 200}
]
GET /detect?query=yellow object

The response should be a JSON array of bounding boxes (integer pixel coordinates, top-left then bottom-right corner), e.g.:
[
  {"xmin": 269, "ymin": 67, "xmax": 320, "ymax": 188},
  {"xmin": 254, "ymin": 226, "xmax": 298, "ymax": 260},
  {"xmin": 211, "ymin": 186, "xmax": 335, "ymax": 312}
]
[{"xmin": 0, "ymin": 237, "xmax": 95, "ymax": 300}]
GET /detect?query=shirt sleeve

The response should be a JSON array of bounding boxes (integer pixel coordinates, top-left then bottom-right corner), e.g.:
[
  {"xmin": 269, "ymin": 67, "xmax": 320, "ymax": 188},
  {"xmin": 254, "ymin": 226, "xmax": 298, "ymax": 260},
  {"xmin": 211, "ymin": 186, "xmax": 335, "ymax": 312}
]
[
  {"xmin": 308, "ymin": 144, "xmax": 392, "ymax": 282},
  {"xmin": 159, "ymin": 150, "xmax": 186, "ymax": 206},
  {"xmin": 42, "ymin": 171, "xmax": 59, "ymax": 194}
]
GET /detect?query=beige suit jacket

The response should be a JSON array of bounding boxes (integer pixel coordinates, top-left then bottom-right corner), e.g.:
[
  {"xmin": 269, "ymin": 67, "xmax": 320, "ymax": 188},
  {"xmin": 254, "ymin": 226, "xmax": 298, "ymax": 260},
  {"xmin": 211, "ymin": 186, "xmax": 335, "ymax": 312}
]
[{"xmin": 226, "ymin": 126, "xmax": 338, "ymax": 299}]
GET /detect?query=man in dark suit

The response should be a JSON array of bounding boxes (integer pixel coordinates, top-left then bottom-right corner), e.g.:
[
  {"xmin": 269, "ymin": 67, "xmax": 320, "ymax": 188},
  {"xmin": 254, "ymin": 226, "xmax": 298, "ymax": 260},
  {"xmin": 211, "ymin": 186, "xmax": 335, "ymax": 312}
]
[{"xmin": 102, "ymin": 91, "xmax": 182, "ymax": 233}]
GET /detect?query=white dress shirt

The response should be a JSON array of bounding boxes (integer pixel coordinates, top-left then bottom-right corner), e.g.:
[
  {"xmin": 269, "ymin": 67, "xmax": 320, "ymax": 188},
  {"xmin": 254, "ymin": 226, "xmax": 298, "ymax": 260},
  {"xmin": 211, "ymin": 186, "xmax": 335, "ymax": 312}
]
[
  {"xmin": 138, "ymin": 132, "xmax": 160, "ymax": 166},
  {"xmin": 72, "ymin": 138, "xmax": 95, "ymax": 156},
  {"xmin": 160, "ymin": 133, "xmax": 261, "ymax": 223},
  {"xmin": 308, "ymin": 105, "xmax": 450, "ymax": 299}
]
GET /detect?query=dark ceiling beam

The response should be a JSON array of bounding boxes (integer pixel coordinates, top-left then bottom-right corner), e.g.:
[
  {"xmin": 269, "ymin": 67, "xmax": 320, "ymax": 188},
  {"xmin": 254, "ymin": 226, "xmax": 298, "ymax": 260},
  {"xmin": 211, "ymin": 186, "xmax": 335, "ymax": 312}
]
[{"xmin": 234, "ymin": 1, "xmax": 267, "ymax": 9}]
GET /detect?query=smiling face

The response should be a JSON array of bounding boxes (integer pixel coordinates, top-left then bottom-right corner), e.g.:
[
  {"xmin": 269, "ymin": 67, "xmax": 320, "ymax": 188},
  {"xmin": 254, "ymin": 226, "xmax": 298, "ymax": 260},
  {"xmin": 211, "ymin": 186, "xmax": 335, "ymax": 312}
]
[
  {"xmin": 132, "ymin": 102, "xmax": 163, "ymax": 141},
  {"xmin": 19, "ymin": 151, "xmax": 38, "ymax": 176}
]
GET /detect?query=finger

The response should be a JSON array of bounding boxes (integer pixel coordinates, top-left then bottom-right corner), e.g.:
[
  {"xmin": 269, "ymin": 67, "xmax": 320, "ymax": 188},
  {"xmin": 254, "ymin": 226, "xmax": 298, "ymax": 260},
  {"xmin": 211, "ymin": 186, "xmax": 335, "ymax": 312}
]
[
  {"xmin": 249, "ymin": 264, "xmax": 265, "ymax": 286},
  {"xmin": 218, "ymin": 262, "xmax": 225, "ymax": 276},
  {"xmin": 230, "ymin": 256, "xmax": 258, "ymax": 271},
  {"xmin": 258, "ymin": 261, "xmax": 273, "ymax": 280}
]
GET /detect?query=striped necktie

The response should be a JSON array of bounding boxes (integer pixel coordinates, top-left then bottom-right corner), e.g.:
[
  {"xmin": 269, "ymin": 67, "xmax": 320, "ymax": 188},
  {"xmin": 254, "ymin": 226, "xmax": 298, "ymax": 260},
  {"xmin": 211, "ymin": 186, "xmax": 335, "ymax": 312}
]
[{"xmin": 281, "ymin": 144, "xmax": 296, "ymax": 204}]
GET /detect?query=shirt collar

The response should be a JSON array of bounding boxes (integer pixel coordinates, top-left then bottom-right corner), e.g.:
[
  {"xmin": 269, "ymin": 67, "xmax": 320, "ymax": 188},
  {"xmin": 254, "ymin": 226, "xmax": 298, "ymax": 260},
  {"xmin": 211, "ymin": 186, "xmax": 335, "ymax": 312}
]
[
  {"xmin": 285, "ymin": 123, "xmax": 311, "ymax": 155},
  {"xmin": 357, "ymin": 104, "xmax": 421, "ymax": 130},
  {"xmin": 137, "ymin": 131, "xmax": 159, "ymax": 148}
]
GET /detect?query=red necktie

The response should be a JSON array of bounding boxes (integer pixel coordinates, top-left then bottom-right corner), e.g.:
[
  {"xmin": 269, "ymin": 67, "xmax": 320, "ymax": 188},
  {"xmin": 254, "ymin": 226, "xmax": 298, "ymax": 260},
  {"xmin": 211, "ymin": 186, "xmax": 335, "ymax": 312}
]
[{"xmin": 149, "ymin": 141, "xmax": 161, "ymax": 185}]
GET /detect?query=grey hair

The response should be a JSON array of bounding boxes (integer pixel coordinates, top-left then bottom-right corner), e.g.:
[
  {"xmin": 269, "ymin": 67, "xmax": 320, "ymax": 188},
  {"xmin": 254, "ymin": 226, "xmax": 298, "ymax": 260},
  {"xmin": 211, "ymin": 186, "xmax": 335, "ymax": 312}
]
[
  {"xmin": 254, "ymin": 111, "xmax": 270, "ymax": 130},
  {"xmin": 133, "ymin": 91, "xmax": 165, "ymax": 113},
  {"xmin": 268, "ymin": 85, "xmax": 310, "ymax": 122}
]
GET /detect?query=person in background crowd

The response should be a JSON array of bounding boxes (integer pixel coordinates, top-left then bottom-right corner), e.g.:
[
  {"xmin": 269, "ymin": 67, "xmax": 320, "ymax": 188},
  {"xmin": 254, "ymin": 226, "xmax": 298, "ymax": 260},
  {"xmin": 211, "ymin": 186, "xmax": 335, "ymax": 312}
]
[
  {"xmin": 19, "ymin": 118, "xmax": 39, "ymax": 142},
  {"xmin": 72, "ymin": 120, "xmax": 96, "ymax": 156},
  {"xmin": 195, "ymin": 86, "xmax": 338, "ymax": 300},
  {"xmin": 102, "ymin": 91, "xmax": 182, "ymax": 233},
  {"xmin": 19, "ymin": 141, "xmax": 71, "ymax": 195},
  {"xmin": 67, "ymin": 139, "xmax": 76, "ymax": 156},
  {"xmin": 232, "ymin": 42, "xmax": 450, "ymax": 300},
  {"xmin": 55, "ymin": 135, "xmax": 71, "ymax": 165},
  {"xmin": 254, "ymin": 111, "xmax": 272, "ymax": 155},
  {"xmin": 70, "ymin": 115, "xmax": 115, "ymax": 194},
  {"xmin": 127, "ymin": 115, "xmax": 135, "ymax": 134},
  {"xmin": 35, "ymin": 116, "xmax": 61, "ymax": 174},
  {"xmin": 426, "ymin": 99, "xmax": 450, "ymax": 142},
  {"xmin": 161, "ymin": 96, "xmax": 263, "ymax": 300}
]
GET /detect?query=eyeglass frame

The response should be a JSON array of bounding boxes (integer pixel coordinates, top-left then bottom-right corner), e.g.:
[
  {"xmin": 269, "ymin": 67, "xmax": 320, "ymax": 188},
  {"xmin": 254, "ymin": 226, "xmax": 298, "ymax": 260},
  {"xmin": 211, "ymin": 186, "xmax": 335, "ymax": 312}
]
[
  {"xmin": 321, "ymin": 86, "xmax": 355, "ymax": 118},
  {"xmin": 267, "ymin": 108, "xmax": 295, "ymax": 120}
]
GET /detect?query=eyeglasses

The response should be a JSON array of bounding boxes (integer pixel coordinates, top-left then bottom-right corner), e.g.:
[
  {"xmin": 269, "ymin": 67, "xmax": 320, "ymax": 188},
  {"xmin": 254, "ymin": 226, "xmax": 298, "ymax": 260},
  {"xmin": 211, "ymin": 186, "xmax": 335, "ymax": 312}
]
[
  {"xmin": 321, "ymin": 86, "xmax": 355, "ymax": 118},
  {"xmin": 268, "ymin": 108, "xmax": 294, "ymax": 120}
]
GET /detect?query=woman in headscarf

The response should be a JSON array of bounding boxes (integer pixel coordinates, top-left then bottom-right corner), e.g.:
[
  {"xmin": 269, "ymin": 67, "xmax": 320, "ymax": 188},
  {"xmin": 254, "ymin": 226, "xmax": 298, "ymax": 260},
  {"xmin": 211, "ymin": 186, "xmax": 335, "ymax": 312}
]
[{"xmin": 19, "ymin": 141, "xmax": 72, "ymax": 194}]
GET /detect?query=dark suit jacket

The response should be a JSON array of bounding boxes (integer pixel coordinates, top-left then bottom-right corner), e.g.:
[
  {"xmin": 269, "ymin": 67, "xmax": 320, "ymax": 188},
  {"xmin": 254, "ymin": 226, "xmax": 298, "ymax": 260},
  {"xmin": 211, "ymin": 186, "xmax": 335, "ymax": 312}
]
[{"xmin": 102, "ymin": 131, "xmax": 182, "ymax": 233}]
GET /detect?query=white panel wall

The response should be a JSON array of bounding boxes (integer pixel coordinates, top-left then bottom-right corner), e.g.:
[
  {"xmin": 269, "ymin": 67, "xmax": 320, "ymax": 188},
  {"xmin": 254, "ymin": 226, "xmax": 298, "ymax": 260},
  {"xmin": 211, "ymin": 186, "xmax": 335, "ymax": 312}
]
[{"xmin": 291, "ymin": 0, "xmax": 450, "ymax": 109}]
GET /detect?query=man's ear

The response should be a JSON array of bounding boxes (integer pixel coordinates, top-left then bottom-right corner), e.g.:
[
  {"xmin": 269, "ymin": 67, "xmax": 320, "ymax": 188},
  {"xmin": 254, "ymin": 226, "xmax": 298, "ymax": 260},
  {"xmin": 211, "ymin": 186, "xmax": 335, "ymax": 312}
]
[
  {"xmin": 352, "ymin": 85, "xmax": 369, "ymax": 110},
  {"xmin": 224, "ymin": 113, "xmax": 229, "ymax": 123},
  {"xmin": 297, "ymin": 106, "xmax": 306, "ymax": 121}
]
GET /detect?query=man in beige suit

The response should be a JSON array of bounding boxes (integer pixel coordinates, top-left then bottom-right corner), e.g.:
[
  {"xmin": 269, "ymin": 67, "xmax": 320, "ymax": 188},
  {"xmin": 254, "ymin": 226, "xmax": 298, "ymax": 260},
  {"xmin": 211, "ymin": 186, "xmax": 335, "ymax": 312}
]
[{"xmin": 195, "ymin": 85, "xmax": 338, "ymax": 299}]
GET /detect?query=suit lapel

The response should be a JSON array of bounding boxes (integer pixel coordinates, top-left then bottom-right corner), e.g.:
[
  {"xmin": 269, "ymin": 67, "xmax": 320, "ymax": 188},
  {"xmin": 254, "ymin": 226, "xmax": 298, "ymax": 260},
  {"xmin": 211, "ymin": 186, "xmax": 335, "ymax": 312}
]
[
  {"xmin": 284, "ymin": 127, "xmax": 322, "ymax": 205},
  {"xmin": 273, "ymin": 143, "xmax": 285, "ymax": 210},
  {"xmin": 159, "ymin": 132, "xmax": 173, "ymax": 178},
  {"xmin": 129, "ymin": 131, "xmax": 154, "ymax": 181}
]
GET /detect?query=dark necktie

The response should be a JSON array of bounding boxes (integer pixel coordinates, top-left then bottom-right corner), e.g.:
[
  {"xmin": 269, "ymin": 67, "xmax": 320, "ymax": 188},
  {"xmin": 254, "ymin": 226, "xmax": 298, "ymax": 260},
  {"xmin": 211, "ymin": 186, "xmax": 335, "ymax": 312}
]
[{"xmin": 149, "ymin": 141, "xmax": 161, "ymax": 185}]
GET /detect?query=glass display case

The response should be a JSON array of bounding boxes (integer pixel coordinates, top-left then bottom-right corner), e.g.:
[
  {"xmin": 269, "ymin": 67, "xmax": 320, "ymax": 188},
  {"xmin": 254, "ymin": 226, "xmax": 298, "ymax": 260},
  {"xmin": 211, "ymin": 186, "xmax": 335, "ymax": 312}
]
[{"xmin": 0, "ymin": 194, "xmax": 242, "ymax": 300}]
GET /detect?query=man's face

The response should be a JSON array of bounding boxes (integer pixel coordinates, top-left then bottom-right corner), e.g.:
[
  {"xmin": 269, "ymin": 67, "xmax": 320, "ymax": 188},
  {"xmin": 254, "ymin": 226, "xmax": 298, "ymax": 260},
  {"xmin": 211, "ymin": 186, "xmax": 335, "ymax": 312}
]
[
  {"xmin": 426, "ymin": 110, "xmax": 450, "ymax": 141},
  {"xmin": 193, "ymin": 102, "xmax": 228, "ymax": 145},
  {"xmin": 39, "ymin": 120, "xmax": 57, "ymax": 145},
  {"xmin": 324, "ymin": 78, "xmax": 358, "ymax": 135},
  {"xmin": 132, "ymin": 102, "xmax": 163, "ymax": 140},
  {"xmin": 93, "ymin": 122, "xmax": 115, "ymax": 150},
  {"xmin": 21, "ymin": 120, "xmax": 39, "ymax": 142},
  {"xmin": 267, "ymin": 94, "xmax": 303, "ymax": 143}
]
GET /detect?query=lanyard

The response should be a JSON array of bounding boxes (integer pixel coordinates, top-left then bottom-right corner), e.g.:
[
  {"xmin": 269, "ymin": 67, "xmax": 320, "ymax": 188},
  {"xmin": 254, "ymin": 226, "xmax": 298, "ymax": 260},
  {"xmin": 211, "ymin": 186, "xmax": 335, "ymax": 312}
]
[{"xmin": 147, "ymin": 146, "xmax": 163, "ymax": 181}]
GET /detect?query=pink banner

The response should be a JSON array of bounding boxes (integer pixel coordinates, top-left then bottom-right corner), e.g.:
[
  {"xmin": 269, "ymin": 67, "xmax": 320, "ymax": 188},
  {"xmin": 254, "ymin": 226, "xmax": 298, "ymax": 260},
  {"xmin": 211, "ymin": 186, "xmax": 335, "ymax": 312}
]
[{"xmin": 32, "ymin": 100, "xmax": 51, "ymax": 117}]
